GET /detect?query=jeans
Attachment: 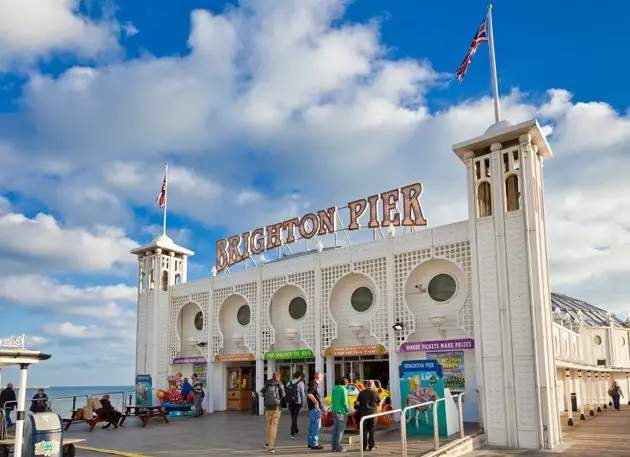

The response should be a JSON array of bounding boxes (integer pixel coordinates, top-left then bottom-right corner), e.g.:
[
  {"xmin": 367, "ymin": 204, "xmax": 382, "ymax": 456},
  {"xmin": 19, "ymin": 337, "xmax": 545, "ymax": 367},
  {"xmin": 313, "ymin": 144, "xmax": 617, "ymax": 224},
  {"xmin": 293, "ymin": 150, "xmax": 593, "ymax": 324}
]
[
  {"xmin": 612, "ymin": 394, "xmax": 621, "ymax": 410},
  {"xmin": 4, "ymin": 410, "xmax": 12, "ymax": 427},
  {"xmin": 265, "ymin": 409, "xmax": 281, "ymax": 449},
  {"xmin": 362, "ymin": 417, "xmax": 376, "ymax": 450},
  {"xmin": 331, "ymin": 413, "xmax": 347, "ymax": 451},
  {"xmin": 307, "ymin": 409, "xmax": 321, "ymax": 447},
  {"xmin": 289, "ymin": 403, "xmax": 301, "ymax": 436}
]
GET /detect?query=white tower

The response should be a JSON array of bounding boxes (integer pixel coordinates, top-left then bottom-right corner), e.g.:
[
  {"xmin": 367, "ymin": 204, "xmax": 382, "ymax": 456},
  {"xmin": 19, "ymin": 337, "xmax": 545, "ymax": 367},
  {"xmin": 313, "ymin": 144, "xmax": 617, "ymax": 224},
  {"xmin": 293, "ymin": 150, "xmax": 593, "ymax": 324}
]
[
  {"xmin": 131, "ymin": 234, "xmax": 194, "ymax": 394},
  {"xmin": 453, "ymin": 119, "xmax": 561, "ymax": 450}
]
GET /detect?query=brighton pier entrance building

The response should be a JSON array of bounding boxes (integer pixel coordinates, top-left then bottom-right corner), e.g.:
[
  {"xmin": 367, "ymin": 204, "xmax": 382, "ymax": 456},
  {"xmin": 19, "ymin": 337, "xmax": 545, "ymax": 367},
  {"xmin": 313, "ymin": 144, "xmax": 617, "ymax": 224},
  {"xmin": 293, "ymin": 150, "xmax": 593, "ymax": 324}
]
[{"xmin": 132, "ymin": 119, "xmax": 630, "ymax": 451}]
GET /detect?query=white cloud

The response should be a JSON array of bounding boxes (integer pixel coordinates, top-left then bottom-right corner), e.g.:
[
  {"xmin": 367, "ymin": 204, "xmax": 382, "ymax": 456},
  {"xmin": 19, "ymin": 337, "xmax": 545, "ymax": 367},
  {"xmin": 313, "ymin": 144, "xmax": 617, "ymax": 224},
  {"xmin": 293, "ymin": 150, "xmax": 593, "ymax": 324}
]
[
  {"xmin": 0, "ymin": 0, "xmax": 123, "ymax": 70},
  {"xmin": 43, "ymin": 322, "xmax": 100, "ymax": 339},
  {"xmin": 0, "ymin": 196, "xmax": 10, "ymax": 215},
  {"xmin": 0, "ymin": 210, "xmax": 138, "ymax": 274},
  {"xmin": 0, "ymin": 275, "xmax": 136, "ymax": 304}
]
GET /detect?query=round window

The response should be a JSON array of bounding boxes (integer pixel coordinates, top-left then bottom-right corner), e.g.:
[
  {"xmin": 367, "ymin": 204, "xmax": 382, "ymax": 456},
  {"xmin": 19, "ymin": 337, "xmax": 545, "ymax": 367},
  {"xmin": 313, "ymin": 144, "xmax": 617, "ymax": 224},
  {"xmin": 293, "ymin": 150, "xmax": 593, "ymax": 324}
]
[
  {"xmin": 427, "ymin": 273, "xmax": 457, "ymax": 303},
  {"xmin": 194, "ymin": 311, "xmax": 204, "ymax": 331},
  {"xmin": 594, "ymin": 335, "xmax": 602, "ymax": 346},
  {"xmin": 351, "ymin": 287, "xmax": 374, "ymax": 313},
  {"xmin": 289, "ymin": 297, "xmax": 307, "ymax": 320},
  {"xmin": 237, "ymin": 305, "xmax": 251, "ymax": 326}
]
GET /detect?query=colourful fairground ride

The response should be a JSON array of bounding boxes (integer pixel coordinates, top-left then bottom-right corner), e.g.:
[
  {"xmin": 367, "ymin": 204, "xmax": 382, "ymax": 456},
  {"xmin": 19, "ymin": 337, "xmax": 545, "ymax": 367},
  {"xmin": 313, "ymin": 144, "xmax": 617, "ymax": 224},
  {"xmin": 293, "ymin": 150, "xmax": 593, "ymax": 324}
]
[{"xmin": 321, "ymin": 381, "xmax": 394, "ymax": 429}]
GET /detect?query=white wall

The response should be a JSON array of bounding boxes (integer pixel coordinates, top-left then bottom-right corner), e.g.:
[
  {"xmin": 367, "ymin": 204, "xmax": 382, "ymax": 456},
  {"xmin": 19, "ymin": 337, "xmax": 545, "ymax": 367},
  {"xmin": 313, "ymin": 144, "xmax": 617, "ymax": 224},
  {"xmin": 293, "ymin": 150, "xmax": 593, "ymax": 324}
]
[
  {"xmin": 178, "ymin": 302, "xmax": 204, "ymax": 357},
  {"xmin": 219, "ymin": 294, "xmax": 252, "ymax": 353},
  {"xmin": 269, "ymin": 284, "xmax": 308, "ymax": 351},
  {"xmin": 329, "ymin": 272, "xmax": 379, "ymax": 347}
]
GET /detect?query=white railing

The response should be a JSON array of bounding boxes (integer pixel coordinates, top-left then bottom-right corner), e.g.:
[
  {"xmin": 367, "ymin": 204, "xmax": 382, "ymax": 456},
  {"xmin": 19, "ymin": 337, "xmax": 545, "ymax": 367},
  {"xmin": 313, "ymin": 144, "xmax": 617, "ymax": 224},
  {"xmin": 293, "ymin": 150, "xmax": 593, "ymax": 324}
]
[
  {"xmin": 359, "ymin": 408, "xmax": 402, "ymax": 457},
  {"xmin": 401, "ymin": 399, "xmax": 435, "ymax": 456}
]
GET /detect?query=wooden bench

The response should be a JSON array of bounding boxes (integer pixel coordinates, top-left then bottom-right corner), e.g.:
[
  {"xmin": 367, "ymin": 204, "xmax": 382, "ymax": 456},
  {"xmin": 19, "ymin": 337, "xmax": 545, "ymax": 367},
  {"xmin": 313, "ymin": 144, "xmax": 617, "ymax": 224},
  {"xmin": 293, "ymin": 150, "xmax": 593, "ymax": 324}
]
[
  {"xmin": 0, "ymin": 437, "xmax": 85, "ymax": 457},
  {"xmin": 63, "ymin": 409, "xmax": 126, "ymax": 432},
  {"xmin": 122, "ymin": 405, "xmax": 169, "ymax": 427}
]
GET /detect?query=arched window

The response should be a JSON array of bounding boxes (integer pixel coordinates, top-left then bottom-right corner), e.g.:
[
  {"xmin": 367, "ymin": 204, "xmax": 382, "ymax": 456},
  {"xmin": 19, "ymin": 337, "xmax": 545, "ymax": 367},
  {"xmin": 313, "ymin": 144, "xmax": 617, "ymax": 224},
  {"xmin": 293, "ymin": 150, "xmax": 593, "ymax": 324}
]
[
  {"xmin": 477, "ymin": 181, "xmax": 492, "ymax": 217},
  {"xmin": 149, "ymin": 269, "xmax": 155, "ymax": 290},
  {"xmin": 161, "ymin": 271, "xmax": 169, "ymax": 291},
  {"xmin": 175, "ymin": 274, "xmax": 182, "ymax": 285},
  {"xmin": 505, "ymin": 174, "xmax": 521, "ymax": 211}
]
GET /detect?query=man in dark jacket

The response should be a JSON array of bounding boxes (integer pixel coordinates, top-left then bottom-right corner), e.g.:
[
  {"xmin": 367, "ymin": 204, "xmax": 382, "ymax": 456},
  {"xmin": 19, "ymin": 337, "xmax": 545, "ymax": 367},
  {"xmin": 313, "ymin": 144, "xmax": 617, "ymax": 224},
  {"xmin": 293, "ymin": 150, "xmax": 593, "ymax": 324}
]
[
  {"xmin": 260, "ymin": 371, "xmax": 285, "ymax": 454},
  {"xmin": 0, "ymin": 383, "xmax": 17, "ymax": 427},
  {"xmin": 355, "ymin": 380, "xmax": 381, "ymax": 452}
]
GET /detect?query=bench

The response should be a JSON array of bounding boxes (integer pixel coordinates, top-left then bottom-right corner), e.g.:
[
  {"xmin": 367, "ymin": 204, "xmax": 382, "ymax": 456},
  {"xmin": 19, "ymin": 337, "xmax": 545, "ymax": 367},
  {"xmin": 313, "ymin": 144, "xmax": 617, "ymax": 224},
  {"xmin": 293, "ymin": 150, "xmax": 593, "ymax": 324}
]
[
  {"xmin": 123, "ymin": 406, "xmax": 169, "ymax": 427},
  {"xmin": 63, "ymin": 409, "xmax": 126, "ymax": 432},
  {"xmin": 0, "ymin": 437, "xmax": 85, "ymax": 457}
]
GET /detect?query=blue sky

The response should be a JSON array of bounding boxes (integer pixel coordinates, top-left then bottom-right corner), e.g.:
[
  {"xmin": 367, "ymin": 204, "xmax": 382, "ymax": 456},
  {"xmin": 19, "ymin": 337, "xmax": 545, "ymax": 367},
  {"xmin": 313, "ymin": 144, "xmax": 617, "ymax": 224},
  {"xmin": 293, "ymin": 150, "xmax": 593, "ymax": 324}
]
[{"xmin": 0, "ymin": 0, "xmax": 629, "ymax": 386}]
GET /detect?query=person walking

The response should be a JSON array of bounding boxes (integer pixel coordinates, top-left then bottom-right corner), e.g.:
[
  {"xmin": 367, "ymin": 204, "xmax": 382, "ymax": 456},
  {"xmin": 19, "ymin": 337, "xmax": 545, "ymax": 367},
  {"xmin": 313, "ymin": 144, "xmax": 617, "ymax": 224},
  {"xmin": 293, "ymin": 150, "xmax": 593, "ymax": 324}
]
[
  {"xmin": 0, "ymin": 383, "xmax": 16, "ymax": 427},
  {"xmin": 608, "ymin": 381, "xmax": 624, "ymax": 411},
  {"xmin": 286, "ymin": 372, "xmax": 306, "ymax": 439},
  {"xmin": 306, "ymin": 372, "xmax": 324, "ymax": 450},
  {"xmin": 260, "ymin": 371, "xmax": 285, "ymax": 454},
  {"xmin": 330, "ymin": 377, "xmax": 353, "ymax": 452},
  {"xmin": 355, "ymin": 380, "xmax": 381, "ymax": 452},
  {"xmin": 192, "ymin": 376, "xmax": 205, "ymax": 417}
]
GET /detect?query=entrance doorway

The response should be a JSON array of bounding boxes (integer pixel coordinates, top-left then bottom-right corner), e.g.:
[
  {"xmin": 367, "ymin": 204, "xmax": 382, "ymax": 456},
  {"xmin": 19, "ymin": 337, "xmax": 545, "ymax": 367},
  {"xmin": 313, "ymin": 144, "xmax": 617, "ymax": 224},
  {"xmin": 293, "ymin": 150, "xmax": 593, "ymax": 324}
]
[
  {"xmin": 275, "ymin": 360, "xmax": 315, "ymax": 408},
  {"xmin": 333, "ymin": 356, "xmax": 389, "ymax": 388}
]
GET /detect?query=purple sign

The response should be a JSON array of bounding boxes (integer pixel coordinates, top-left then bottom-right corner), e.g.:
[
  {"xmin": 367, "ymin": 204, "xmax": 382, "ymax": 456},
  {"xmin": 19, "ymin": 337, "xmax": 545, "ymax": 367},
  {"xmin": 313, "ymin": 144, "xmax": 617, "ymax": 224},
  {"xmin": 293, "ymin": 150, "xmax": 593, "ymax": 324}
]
[
  {"xmin": 173, "ymin": 356, "xmax": 207, "ymax": 364},
  {"xmin": 400, "ymin": 338, "xmax": 475, "ymax": 352}
]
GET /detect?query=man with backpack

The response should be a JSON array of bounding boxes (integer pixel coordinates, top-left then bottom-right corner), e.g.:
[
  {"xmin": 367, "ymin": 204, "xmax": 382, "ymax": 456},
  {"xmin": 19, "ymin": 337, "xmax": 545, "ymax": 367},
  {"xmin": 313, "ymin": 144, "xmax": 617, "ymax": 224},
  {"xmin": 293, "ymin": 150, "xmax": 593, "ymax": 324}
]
[
  {"xmin": 260, "ymin": 371, "xmax": 285, "ymax": 454},
  {"xmin": 286, "ymin": 372, "xmax": 306, "ymax": 439}
]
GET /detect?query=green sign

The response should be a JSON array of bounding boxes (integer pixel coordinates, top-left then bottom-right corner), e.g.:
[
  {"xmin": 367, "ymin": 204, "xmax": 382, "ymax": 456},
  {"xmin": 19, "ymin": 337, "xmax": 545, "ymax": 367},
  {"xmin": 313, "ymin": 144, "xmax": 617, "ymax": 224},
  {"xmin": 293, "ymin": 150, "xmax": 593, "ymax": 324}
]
[{"xmin": 264, "ymin": 349, "xmax": 314, "ymax": 360}]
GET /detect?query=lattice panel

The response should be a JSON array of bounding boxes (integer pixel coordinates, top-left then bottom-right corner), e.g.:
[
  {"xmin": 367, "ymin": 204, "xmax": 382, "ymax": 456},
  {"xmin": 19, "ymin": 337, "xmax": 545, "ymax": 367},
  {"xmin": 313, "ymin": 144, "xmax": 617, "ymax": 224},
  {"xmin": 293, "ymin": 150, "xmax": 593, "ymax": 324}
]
[
  {"xmin": 321, "ymin": 264, "xmax": 351, "ymax": 349},
  {"xmin": 235, "ymin": 283, "xmax": 258, "ymax": 355},
  {"xmin": 212, "ymin": 286, "xmax": 234, "ymax": 359},
  {"xmin": 191, "ymin": 292, "xmax": 210, "ymax": 358},
  {"xmin": 354, "ymin": 258, "xmax": 388, "ymax": 346},
  {"xmin": 261, "ymin": 277, "xmax": 286, "ymax": 356},
  {"xmin": 394, "ymin": 249, "xmax": 431, "ymax": 348},
  {"xmin": 288, "ymin": 271, "xmax": 316, "ymax": 351},
  {"xmin": 170, "ymin": 294, "xmax": 190, "ymax": 361},
  {"xmin": 434, "ymin": 242, "xmax": 474, "ymax": 337}
]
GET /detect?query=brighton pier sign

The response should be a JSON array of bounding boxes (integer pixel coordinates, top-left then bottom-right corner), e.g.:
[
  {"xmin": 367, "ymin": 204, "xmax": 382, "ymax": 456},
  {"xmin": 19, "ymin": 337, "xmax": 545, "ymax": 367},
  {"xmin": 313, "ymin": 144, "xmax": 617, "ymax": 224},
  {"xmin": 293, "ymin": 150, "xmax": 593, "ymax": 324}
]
[{"xmin": 216, "ymin": 183, "xmax": 427, "ymax": 272}]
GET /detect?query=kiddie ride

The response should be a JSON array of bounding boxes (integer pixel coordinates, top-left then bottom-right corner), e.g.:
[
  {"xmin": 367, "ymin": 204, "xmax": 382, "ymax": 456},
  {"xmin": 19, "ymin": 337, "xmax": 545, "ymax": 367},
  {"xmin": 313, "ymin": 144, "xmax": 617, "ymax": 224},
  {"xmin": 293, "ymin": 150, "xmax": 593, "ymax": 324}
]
[
  {"xmin": 155, "ymin": 373, "xmax": 194, "ymax": 417},
  {"xmin": 321, "ymin": 381, "xmax": 394, "ymax": 430}
]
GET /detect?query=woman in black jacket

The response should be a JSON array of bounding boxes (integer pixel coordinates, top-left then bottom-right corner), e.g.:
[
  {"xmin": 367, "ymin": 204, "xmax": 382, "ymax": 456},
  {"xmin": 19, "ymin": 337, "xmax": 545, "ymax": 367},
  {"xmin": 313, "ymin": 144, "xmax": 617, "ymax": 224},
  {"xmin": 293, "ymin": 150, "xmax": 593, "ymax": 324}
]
[{"xmin": 30, "ymin": 389, "xmax": 49, "ymax": 413}]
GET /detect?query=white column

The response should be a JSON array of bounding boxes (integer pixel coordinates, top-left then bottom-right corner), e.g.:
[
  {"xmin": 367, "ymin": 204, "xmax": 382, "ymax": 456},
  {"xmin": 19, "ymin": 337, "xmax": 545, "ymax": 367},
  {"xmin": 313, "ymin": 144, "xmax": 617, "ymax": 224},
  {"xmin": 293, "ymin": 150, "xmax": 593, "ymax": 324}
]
[
  {"xmin": 13, "ymin": 364, "xmax": 29, "ymax": 457},
  {"xmin": 325, "ymin": 357, "xmax": 334, "ymax": 397},
  {"xmin": 626, "ymin": 372, "xmax": 630, "ymax": 405},
  {"xmin": 587, "ymin": 371, "xmax": 595, "ymax": 416},
  {"xmin": 564, "ymin": 368, "xmax": 574, "ymax": 426},
  {"xmin": 576, "ymin": 370, "xmax": 585, "ymax": 420},
  {"xmin": 256, "ymin": 359, "xmax": 265, "ymax": 415},
  {"xmin": 602, "ymin": 373, "xmax": 608, "ymax": 409},
  {"xmin": 315, "ymin": 250, "xmax": 324, "ymax": 398},
  {"xmin": 594, "ymin": 373, "xmax": 602, "ymax": 412}
]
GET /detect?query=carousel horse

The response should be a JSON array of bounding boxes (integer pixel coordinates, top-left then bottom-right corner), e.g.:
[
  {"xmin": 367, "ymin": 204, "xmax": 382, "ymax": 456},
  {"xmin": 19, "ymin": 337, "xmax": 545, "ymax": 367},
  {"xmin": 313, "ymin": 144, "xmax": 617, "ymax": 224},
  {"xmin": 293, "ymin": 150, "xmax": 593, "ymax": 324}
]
[{"xmin": 405, "ymin": 386, "xmax": 438, "ymax": 430}]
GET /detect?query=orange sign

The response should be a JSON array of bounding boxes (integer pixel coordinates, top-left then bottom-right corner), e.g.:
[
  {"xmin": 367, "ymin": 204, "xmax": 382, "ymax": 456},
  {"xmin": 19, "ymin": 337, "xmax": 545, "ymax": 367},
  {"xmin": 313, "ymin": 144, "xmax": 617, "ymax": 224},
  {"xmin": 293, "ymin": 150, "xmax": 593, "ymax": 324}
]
[
  {"xmin": 214, "ymin": 353, "xmax": 256, "ymax": 363},
  {"xmin": 216, "ymin": 183, "xmax": 427, "ymax": 272},
  {"xmin": 324, "ymin": 345, "xmax": 388, "ymax": 357}
]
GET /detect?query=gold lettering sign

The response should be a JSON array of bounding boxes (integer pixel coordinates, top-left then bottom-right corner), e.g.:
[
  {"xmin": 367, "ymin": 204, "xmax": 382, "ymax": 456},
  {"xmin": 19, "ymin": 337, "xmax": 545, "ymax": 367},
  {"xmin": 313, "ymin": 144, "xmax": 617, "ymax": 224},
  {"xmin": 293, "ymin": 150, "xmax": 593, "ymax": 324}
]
[{"xmin": 216, "ymin": 183, "xmax": 427, "ymax": 272}]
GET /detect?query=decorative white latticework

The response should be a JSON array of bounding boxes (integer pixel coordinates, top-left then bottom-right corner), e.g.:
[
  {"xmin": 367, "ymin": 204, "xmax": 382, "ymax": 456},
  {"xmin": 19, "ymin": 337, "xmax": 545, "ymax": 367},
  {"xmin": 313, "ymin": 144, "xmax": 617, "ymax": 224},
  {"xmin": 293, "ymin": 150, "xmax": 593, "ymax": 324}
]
[
  {"xmin": 393, "ymin": 249, "xmax": 432, "ymax": 348},
  {"xmin": 321, "ymin": 264, "xmax": 351, "ymax": 349},
  {"xmin": 235, "ymin": 283, "xmax": 258, "ymax": 355},
  {"xmin": 170, "ymin": 294, "xmax": 190, "ymax": 361},
  {"xmin": 261, "ymin": 277, "xmax": 286, "ymax": 356},
  {"xmin": 434, "ymin": 242, "xmax": 473, "ymax": 337},
  {"xmin": 354, "ymin": 258, "xmax": 388, "ymax": 346},
  {"xmin": 212, "ymin": 286, "xmax": 234, "ymax": 360},
  {"xmin": 288, "ymin": 271, "xmax": 316, "ymax": 351}
]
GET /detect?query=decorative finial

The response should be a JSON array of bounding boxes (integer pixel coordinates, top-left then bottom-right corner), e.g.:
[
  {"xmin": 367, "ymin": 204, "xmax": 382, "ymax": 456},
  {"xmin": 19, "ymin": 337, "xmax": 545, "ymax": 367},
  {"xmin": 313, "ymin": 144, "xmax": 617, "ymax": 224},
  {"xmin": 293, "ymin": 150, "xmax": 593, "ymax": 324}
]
[{"xmin": 211, "ymin": 266, "xmax": 217, "ymax": 277}]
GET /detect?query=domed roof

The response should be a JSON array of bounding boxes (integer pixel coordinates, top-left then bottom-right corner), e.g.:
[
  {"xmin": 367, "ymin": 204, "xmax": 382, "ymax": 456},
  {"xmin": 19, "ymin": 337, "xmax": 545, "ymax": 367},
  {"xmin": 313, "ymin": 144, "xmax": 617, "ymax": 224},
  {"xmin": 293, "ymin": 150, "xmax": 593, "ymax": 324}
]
[{"xmin": 551, "ymin": 292, "xmax": 628, "ymax": 328}]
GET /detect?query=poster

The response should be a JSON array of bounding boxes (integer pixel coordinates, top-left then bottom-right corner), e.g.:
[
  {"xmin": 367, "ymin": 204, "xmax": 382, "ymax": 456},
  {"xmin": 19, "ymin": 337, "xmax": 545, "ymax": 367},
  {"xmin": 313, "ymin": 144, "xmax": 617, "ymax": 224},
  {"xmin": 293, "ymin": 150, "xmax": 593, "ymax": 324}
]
[
  {"xmin": 135, "ymin": 374, "xmax": 152, "ymax": 406},
  {"xmin": 426, "ymin": 351, "xmax": 465, "ymax": 392},
  {"xmin": 193, "ymin": 362, "xmax": 208, "ymax": 388},
  {"xmin": 399, "ymin": 360, "xmax": 447, "ymax": 436}
]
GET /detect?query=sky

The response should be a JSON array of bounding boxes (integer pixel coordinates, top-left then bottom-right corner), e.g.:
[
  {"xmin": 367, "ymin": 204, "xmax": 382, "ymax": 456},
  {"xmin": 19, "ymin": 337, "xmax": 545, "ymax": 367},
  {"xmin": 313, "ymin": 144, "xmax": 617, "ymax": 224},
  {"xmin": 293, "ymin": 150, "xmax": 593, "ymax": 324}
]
[{"xmin": 0, "ymin": 0, "xmax": 629, "ymax": 387}]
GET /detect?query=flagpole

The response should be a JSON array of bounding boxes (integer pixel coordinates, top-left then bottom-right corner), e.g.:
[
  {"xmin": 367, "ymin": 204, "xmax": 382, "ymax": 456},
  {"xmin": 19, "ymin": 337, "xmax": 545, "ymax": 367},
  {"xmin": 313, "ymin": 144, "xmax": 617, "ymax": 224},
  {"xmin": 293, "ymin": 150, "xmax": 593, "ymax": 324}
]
[
  {"xmin": 487, "ymin": 4, "xmax": 501, "ymax": 123},
  {"xmin": 162, "ymin": 162, "xmax": 168, "ymax": 236}
]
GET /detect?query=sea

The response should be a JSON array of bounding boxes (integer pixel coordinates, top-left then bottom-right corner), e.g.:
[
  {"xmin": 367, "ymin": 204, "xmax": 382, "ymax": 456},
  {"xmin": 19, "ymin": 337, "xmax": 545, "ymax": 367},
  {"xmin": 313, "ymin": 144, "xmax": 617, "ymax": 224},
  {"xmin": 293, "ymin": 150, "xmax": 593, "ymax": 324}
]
[{"xmin": 2, "ymin": 386, "xmax": 134, "ymax": 418}]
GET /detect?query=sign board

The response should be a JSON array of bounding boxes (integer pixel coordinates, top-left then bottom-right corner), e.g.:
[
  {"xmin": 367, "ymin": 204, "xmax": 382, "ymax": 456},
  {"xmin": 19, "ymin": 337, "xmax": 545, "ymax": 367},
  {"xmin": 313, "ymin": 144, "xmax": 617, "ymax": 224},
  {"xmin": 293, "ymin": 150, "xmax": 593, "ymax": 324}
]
[
  {"xmin": 135, "ymin": 374, "xmax": 152, "ymax": 406},
  {"xmin": 173, "ymin": 356, "xmax": 207, "ymax": 364},
  {"xmin": 427, "ymin": 351, "xmax": 465, "ymax": 392},
  {"xmin": 264, "ymin": 349, "xmax": 314, "ymax": 360},
  {"xmin": 214, "ymin": 353, "xmax": 256, "ymax": 363},
  {"xmin": 216, "ymin": 183, "xmax": 427, "ymax": 272},
  {"xmin": 193, "ymin": 362, "xmax": 208, "ymax": 388},
  {"xmin": 324, "ymin": 344, "xmax": 387, "ymax": 357},
  {"xmin": 400, "ymin": 338, "xmax": 475, "ymax": 352}
]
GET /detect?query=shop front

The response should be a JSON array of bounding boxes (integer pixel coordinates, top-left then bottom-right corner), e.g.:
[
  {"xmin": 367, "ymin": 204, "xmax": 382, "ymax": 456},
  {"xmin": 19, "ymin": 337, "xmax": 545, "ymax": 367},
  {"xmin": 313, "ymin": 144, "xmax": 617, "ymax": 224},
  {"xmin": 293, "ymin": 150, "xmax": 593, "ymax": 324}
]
[
  {"xmin": 264, "ymin": 349, "xmax": 316, "ymax": 386},
  {"xmin": 215, "ymin": 353, "xmax": 256, "ymax": 411},
  {"xmin": 324, "ymin": 344, "xmax": 389, "ymax": 394}
]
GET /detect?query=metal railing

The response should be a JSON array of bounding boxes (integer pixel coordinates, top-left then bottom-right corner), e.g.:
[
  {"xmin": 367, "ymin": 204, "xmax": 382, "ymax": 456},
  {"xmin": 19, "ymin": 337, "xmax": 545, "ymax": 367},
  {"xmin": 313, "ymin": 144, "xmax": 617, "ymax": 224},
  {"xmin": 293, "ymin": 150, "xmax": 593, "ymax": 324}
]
[
  {"xmin": 359, "ymin": 407, "xmax": 402, "ymax": 457},
  {"xmin": 48, "ymin": 395, "xmax": 89, "ymax": 419},
  {"xmin": 401, "ymin": 399, "xmax": 435, "ymax": 456},
  {"xmin": 89, "ymin": 391, "xmax": 126, "ymax": 411},
  {"xmin": 124, "ymin": 387, "xmax": 162, "ymax": 408}
]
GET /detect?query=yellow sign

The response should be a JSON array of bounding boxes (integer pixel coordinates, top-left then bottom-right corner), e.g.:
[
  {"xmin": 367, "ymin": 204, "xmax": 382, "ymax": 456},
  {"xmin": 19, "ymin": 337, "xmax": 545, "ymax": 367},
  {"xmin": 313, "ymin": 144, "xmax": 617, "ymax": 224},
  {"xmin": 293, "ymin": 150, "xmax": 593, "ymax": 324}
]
[
  {"xmin": 214, "ymin": 353, "xmax": 256, "ymax": 363},
  {"xmin": 324, "ymin": 344, "xmax": 387, "ymax": 357}
]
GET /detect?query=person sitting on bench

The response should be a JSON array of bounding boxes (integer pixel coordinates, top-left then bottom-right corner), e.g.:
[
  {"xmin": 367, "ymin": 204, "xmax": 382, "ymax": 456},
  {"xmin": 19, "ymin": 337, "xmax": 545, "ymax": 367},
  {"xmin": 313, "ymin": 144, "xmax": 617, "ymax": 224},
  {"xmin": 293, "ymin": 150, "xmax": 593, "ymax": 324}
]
[
  {"xmin": 97, "ymin": 395, "xmax": 122, "ymax": 429},
  {"xmin": 30, "ymin": 389, "xmax": 49, "ymax": 413}
]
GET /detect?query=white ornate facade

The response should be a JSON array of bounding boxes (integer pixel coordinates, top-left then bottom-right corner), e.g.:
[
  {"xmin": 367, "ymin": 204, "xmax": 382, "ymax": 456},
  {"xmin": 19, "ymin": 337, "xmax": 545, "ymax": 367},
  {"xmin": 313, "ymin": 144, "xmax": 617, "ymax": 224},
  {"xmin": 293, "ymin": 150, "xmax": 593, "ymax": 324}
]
[{"xmin": 132, "ymin": 119, "xmax": 630, "ymax": 451}]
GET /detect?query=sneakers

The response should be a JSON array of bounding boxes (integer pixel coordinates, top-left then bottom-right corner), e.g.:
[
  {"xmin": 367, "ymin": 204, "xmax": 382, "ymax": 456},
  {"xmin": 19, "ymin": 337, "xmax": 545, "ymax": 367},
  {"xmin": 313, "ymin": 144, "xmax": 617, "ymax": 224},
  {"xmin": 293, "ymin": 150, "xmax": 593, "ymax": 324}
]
[
  {"xmin": 289, "ymin": 434, "xmax": 296, "ymax": 440},
  {"xmin": 268, "ymin": 449, "xmax": 275, "ymax": 454},
  {"xmin": 309, "ymin": 445, "xmax": 323, "ymax": 450}
]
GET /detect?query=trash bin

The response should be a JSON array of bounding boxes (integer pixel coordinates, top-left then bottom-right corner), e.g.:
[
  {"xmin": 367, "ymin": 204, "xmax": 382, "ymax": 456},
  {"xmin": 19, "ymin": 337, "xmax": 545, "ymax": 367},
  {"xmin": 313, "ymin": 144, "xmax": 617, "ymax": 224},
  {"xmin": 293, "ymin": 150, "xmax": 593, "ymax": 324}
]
[
  {"xmin": 24, "ymin": 412, "xmax": 64, "ymax": 457},
  {"xmin": 570, "ymin": 393, "xmax": 578, "ymax": 412},
  {"xmin": 252, "ymin": 391, "xmax": 260, "ymax": 416}
]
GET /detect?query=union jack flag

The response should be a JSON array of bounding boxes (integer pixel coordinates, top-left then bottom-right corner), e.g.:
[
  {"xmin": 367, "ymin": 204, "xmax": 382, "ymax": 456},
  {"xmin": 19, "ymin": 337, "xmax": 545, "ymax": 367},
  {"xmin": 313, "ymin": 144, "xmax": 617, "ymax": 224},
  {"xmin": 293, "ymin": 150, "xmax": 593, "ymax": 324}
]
[
  {"xmin": 455, "ymin": 19, "xmax": 489, "ymax": 83},
  {"xmin": 156, "ymin": 174, "xmax": 167, "ymax": 209}
]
